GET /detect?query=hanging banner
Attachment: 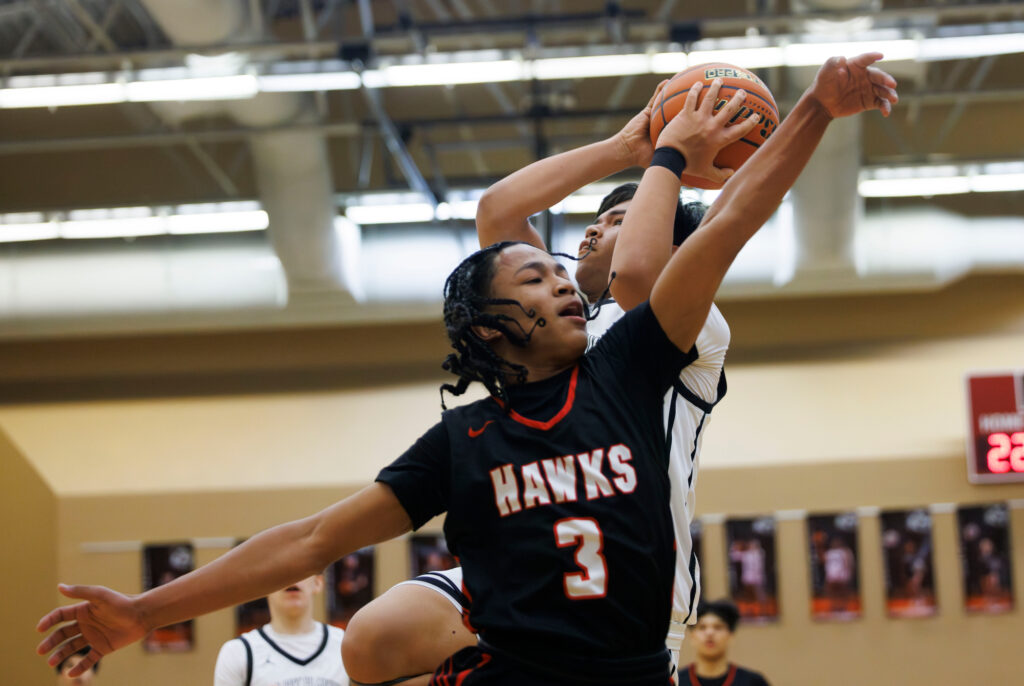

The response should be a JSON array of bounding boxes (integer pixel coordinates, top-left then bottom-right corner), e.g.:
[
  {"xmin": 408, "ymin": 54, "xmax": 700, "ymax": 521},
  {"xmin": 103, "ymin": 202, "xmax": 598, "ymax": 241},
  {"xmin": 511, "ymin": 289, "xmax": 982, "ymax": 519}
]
[
  {"xmin": 142, "ymin": 543, "xmax": 195, "ymax": 652},
  {"xmin": 725, "ymin": 516, "xmax": 779, "ymax": 623},
  {"xmin": 957, "ymin": 503, "xmax": 1015, "ymax": 614},
  {"xmin": 807, "ymin": 512, "xmax": 861, "ymax": 621},
  {"xmin": 410, "ymin": 533, "xmax": 457, "ymax": 577},
  {"xmin": 880, "ymin": 508, "xmax": 938, "ymax": 618},
  {"xmin": 328, "ymin": 547, "xmax": 374, "ymax": 629}
]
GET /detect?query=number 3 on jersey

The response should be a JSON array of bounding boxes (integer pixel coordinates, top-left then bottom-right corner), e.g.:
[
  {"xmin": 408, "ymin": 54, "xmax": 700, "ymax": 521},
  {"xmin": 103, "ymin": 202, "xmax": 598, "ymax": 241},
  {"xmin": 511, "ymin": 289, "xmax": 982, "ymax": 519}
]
[{"xmin": 554, "ymin": 517, "xmax": 608, "ymax": 599}]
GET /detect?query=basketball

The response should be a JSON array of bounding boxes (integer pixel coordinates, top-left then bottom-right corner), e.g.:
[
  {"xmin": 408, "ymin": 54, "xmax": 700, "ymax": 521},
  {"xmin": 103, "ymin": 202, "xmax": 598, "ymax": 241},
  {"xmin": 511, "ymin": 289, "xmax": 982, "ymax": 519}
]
[{"xmin": 650, "ymin": 63, "xmax": 779, "ymax": 189}]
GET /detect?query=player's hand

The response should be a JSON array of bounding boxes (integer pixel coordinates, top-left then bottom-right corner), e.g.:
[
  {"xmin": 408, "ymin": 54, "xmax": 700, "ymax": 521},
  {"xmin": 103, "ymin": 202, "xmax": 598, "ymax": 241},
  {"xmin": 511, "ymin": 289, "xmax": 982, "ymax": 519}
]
[
  {"xmin": 654, "ymin": 78, "xmax": 761, "ymax": 188},
  {"xmin": 37, "ymin": 584, "xmax": 147, "ymax": 677},
  {"xmin": 615, "ymin": 79, "xmax": 668, "ymax": 167},
  {"xmin": 807, "ymin": 52, "xmax": 899, "ymax": 119}
]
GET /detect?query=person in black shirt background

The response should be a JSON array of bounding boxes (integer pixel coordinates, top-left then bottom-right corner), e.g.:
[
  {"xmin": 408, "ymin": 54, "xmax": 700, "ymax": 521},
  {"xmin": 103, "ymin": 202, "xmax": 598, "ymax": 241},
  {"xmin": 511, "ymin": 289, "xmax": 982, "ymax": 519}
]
[{"xmin": 681, "ymin": 601, "xmax": 770, "ymax": 686}]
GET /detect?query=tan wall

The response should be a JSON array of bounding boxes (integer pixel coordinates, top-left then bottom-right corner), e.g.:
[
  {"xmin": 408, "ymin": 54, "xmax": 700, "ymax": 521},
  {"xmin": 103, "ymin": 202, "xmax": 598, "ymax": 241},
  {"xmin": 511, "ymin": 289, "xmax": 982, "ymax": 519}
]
[{"xmin": 0, "ymin": 427, "xmax": 57, "ymax": 685}]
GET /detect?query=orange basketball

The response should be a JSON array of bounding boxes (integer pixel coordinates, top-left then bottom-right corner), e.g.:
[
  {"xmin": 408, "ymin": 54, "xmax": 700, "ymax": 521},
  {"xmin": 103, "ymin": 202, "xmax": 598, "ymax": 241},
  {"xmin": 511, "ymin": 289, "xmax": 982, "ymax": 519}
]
[{"xmin": 649, "ymin": 62, "xmax": 779, "ymax": 189}]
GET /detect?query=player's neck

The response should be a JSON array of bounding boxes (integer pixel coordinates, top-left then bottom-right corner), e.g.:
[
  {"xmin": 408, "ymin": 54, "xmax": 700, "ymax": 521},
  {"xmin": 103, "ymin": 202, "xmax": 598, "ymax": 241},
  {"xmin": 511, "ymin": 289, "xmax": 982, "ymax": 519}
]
[
  {"xmin": 269, "ymin": 612, "xmax": 316, "ymax": 635},
  {"xmin": 695, "ymin": 654, "xmax": 730, "ymax": 678}
]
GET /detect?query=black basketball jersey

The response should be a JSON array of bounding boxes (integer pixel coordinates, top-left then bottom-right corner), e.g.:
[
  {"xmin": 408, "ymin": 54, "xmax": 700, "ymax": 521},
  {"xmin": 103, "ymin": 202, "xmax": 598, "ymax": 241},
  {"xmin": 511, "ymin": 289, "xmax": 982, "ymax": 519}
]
[{"xmin": 377, "ymin": 302, "xmax": 695, "ymax": 675}]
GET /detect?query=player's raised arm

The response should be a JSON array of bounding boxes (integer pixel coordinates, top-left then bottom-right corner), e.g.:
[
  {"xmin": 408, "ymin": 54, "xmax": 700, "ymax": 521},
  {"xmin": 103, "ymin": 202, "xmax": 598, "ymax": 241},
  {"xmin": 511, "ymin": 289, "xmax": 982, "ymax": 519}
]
[
  {"xmin": 36, "ymin": 483, "xmax": 412, "ymax": 677},
  {"xmin": 475, "ymin": 82, "xmax": 667, "ymax": 249},
  {"xmin": 645, "ymin": 53, "xmax": 898, "ymax": 351},
  {"xmin": 609, "ymin": 78, "xmax": 759, "ymax": 311}
]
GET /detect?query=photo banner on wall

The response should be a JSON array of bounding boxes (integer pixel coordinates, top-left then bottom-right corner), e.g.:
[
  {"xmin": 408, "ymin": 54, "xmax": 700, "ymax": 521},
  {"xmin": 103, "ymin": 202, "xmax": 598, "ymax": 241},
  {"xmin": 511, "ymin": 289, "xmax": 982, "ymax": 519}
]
[
  {"xmin": 725, "ymin": 516, "xmax": 779, "ymax": 623},
  {"xmin": 880, "ymin": 508, "xmax": 938, "ymax": 618},
  {"xmin": 957, "ymin": 503, "xmax": 1015, "ymax": 614},
  {"xmin": 807, "ymin": 512, "xmax": 861, "ymax": 621},
  {"xmin": 410, "ymin": 533, "xmax": 457, "ymax": 577},
  {"xmin": 233, "ymin": 539, "xmax": 270, "ymax": 635},
  {"xmin": 328, "ymin": 547, "xmax": 374, "ymax": 629},
  {"xmin": 142, "ymin": 543, "xmax": 195, "ymax": 652}
]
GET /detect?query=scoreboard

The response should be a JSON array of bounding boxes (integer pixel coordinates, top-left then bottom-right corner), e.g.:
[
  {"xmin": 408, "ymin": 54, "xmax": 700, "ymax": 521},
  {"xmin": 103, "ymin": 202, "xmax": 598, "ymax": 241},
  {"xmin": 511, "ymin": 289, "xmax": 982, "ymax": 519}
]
[{"xmin": 965, "ymin": 370, "xmax": 1024, "ymax": 484}]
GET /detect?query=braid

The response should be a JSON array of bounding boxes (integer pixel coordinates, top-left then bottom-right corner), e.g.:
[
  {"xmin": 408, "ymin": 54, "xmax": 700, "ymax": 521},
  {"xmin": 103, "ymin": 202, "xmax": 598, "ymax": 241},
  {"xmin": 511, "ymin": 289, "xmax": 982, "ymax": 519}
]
[{"xmin": 440, "ymin": 241, "xmax": 547, "ymax": 409}]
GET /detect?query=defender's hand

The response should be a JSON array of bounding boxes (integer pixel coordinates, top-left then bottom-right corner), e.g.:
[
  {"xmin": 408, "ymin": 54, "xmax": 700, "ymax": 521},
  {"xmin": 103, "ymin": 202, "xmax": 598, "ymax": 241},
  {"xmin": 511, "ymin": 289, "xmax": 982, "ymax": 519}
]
[
  {"xmin": 616, "ymin": 79, "xmax": 669, "ymax": 167},
  {"xmin": 654, "ymin": 78, "xmax": 761, "ymax": 188},
  {"xmin": 808, "ymin": 52, "xmax": 899, "ymax": 119},
  {"xmin": 37, "ymin": 584, "xmax": 147, "ymax": 677}
]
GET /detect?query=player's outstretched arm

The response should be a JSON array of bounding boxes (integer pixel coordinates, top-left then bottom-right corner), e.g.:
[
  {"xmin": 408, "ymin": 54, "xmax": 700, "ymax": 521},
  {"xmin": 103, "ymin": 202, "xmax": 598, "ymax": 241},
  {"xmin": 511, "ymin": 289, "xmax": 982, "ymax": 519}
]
[
  {"xmin": 647, "ymin": 53, "xmax": 897, "ymax": 351},
  {"xmin": 475, "ymin": 81, "xmax": 668, "ymax": 250},
  {"xmin": 609, "ymin": 78, "xmax": 758, "ymax": 311},
  {"xmin": 37, "ymin": 483, "xmax": 412, "ymax": 677}
]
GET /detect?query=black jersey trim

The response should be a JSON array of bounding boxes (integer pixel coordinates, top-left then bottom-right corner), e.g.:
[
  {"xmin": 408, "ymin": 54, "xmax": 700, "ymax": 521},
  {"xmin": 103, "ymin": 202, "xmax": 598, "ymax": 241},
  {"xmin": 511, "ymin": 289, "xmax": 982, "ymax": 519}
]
[
  {"xmin": 256, "ymin": 622, "xmax": 329, "ymax": 666},
  {"xmin": 414, "ymin": 571, "xmax": 471, "ymax": 610},
  {"xmin": 665, "ymin": 388, "xmax": 680, "ymax": 456},
  {"xmin": 239, "ymin": 636, "xmax": 253, "ymax": 686},
  {"xmin": 682, "ymin": 548, "xmax": 699, "ymax": 625},
  {"xmin": 687, "ymin": 413, "xmax": 706, "ymax": 489},
  {"xmin": 671, "ymin": 367, "xmax": 727, "ymax": 415}
]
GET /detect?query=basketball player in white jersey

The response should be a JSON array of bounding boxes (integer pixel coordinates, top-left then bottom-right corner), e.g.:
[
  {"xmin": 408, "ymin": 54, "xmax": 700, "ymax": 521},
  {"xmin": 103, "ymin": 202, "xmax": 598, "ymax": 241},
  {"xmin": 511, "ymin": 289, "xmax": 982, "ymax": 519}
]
[
  {"xmin": 342, "ymin": 77, "xmax": 756, "ymax": 686},
  {"xmin": 215, "ymin": 574, "xmax": 347, "ymax": 686}
]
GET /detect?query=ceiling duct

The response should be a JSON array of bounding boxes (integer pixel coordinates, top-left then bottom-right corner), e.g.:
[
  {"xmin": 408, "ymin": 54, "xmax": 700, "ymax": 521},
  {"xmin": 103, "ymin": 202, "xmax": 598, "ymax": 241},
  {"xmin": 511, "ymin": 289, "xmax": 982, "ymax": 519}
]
[{"xmin": 138, "ymin": 0, "xmax": 356, "ymax": 304}]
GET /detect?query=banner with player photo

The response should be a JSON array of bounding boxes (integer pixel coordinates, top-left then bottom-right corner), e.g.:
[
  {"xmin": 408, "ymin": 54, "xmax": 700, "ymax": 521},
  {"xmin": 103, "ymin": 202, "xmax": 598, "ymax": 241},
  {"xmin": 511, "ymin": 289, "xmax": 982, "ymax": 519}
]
[
  {"xmin": 807, "ymin": 512, "xmax": 861, "ymax": 621},
  {"xmin": 725, "ymin": 516, "xmax": 779, "ymax": 623},
  {"xmin": 880, "ymin": 508, "xmax": 938, "ymax": 618},
  {"xmin": 957, "ymin": 503, "xmax": 1015, "ymax": 614},
  {"xmin": 232, "ymin": 539, "xmax": 271, "ymax": 635},
  {"xmin": 328, "ymin": 547, "xmax": 374, "ymax": 629},
  {"xmin": 410, "ymin": 533, "xmax": 457, "ymax": 577},
  {"xmin": 142, "ymin": 543, "xmax": 195, "ymax": 652}
]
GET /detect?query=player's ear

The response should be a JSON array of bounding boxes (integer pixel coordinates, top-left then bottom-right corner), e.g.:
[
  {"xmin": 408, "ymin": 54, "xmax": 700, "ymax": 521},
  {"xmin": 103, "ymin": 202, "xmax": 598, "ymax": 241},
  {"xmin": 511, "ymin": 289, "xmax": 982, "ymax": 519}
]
[
  {"xmin": 312, "ymin": 574, "xmax": 325, "ymax": 593},
  {"xmin": 471, "ymin": 324, "xmax": 502, "ymax": 342}
]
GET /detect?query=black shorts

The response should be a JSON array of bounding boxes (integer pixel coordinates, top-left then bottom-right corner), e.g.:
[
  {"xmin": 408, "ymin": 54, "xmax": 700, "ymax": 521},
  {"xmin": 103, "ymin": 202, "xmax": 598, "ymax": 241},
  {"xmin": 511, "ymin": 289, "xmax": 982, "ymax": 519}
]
[{"xmin": 430, "ymin": 644, "xmax": 673, "ymax": 686}]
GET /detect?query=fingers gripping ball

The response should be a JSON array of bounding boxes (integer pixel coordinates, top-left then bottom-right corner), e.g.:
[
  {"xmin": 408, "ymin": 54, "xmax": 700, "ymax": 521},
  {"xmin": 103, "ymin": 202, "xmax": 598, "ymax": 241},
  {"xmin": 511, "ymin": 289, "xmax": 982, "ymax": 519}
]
[{"xmin": 650, "ymin": 63, "xmax": 779, "ymax": 189}]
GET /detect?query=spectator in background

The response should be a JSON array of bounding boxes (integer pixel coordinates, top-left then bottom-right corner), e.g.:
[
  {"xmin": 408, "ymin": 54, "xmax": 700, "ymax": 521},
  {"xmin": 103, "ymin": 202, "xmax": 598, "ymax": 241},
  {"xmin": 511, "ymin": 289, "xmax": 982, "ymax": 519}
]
[
  {"xmin": 683, "ymin": 600, "xmax": 770, "ymax": 686},
  {"xmin": 214, "ymin": 574, "xmax": 347, "ymax": 686},
  {"xmin": 56, "ymin": 647, "xmax": 98, "ymax": 685}
]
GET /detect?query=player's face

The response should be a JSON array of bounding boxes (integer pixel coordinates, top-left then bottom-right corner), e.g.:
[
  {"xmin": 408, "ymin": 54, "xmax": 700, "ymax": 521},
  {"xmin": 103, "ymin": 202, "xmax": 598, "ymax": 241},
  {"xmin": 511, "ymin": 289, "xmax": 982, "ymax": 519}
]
[
  {"xmin": 57, "ymin": 655, "xmax": 95, "ymax": 685},
  {"xmin": 267, "ymin": 574, "xmax": 323, "ymax": 620},
  {"xmin": 690, "ymin": 614, "xmax": 733, "ymax": 660},
  {"xmin": 484, "ymin": 243, "xmax": 588, "ymax": 367},
  {"xmin": 574, "ymin": 200, "xmax": 630, "ymax": 301}
]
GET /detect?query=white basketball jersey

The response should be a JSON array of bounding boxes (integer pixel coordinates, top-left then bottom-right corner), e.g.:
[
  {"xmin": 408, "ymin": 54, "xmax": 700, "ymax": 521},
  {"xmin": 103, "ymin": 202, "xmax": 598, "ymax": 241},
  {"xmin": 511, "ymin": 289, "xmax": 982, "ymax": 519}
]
[
  {"xmin": 214, "ymin": 622, "xmax": 348, "ymax": 686},
  {"xmin": 588, "ymin": 301, "xmax": 730, "ymax": 631}
]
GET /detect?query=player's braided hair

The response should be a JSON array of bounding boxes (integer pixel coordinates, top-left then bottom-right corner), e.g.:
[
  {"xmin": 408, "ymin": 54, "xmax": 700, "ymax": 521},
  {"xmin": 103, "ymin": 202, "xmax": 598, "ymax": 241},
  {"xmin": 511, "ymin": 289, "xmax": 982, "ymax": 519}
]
[{"xmin": 440, "ymin": 241, "xmax": 547, "ymax": 409}]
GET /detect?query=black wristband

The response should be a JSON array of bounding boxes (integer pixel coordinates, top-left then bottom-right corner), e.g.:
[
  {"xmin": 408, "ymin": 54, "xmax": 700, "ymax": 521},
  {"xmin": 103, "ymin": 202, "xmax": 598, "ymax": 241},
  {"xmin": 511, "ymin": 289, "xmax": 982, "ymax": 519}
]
[{"xmin": 650, "ymin": 146, "xmax": 686, "ymax": 177}]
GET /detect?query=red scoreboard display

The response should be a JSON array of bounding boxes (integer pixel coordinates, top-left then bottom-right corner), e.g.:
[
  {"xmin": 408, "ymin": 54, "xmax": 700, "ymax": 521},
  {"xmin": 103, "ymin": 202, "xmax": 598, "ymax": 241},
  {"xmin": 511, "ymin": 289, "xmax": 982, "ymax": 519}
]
[{"xmin": 965, "ymin": 370, "xmax": 1024, "ymax": 484}]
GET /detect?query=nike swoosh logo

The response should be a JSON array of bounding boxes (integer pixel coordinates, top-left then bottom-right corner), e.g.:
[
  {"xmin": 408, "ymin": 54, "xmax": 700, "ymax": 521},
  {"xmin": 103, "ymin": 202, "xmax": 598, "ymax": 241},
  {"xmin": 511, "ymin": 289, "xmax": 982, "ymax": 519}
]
[{"xmin": 468, "ymin": 420, "xmax": 494, "ymax": 438}]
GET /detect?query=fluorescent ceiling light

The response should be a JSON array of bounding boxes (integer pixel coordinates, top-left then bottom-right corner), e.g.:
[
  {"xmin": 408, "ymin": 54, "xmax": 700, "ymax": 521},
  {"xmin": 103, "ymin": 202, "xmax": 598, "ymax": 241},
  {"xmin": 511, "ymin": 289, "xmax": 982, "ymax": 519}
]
[
  {"xmin": 531, "ymin": 54, "xmax": 652, "ymax": 80},
  {"xmin": 970, "ymin": 173, "xmax": 1024, "ymax": 193},
  {"xmin": 167, "ymin": 210, "xmax": 269, "ymax": 234},
  {"xmin": 346, "ymin": 203, "xmax": 436, "ymax": 224},
  {"xmin": 0, "ymin": 82, "xmax": 124, "ymax": 108},
  {"xmin": 126, "ymin": 74, "xmax": 258, "ymax": 102},
  {"xmin": 919, "ymin": 33, "xmax": 1024, "ymax": 61},
  {"xmin": 860, "ymin": 176, "xmax": 970, "ymax": 197},
  {"xmin": 650, "ymin": 52, "xmax": 688, "ymax": 74},
  {"xmin": 259, "ymin": 71, "xmax": 361, "ymax": 92},
  {"xmin": 364, "ymin": 60, "xmax": 523, "ymax": 87},
  {"xmin": 783, "ymin": 39, "xmax": 919, "ymax": 66},
  {"xmin": 0, "ymin": 202, "xmax": 270, "ymax": 242},
  {"xmin": 60, "ymin": 216, "xmax": 167, "ymax": 239},
  {"xmin": 0, "ymin": 222, "xmax": 60, "ymax": 242}
]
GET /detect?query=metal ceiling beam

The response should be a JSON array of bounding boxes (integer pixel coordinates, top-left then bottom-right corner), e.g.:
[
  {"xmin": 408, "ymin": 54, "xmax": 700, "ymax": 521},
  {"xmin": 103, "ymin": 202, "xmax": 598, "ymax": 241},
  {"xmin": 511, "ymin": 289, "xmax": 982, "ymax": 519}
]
[{"xmin": 362, "ymin": 85, "xmax": 437, "ymax": 204}]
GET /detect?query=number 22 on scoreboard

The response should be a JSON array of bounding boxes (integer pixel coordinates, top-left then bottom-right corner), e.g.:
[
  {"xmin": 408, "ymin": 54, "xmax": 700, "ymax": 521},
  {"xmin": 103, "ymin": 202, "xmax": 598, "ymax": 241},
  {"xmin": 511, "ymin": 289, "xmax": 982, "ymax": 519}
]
[{"xmin": 987, "ymin": 432, "xmax": 1024, "ymax": 473}]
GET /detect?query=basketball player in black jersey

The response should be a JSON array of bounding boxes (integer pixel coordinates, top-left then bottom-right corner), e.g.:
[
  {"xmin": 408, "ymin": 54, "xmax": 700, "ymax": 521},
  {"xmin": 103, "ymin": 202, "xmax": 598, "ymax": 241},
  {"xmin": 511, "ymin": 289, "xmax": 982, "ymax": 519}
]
[{"xmin": 36, "ymin": 54, "xmax": 897, "ymax": 686}]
